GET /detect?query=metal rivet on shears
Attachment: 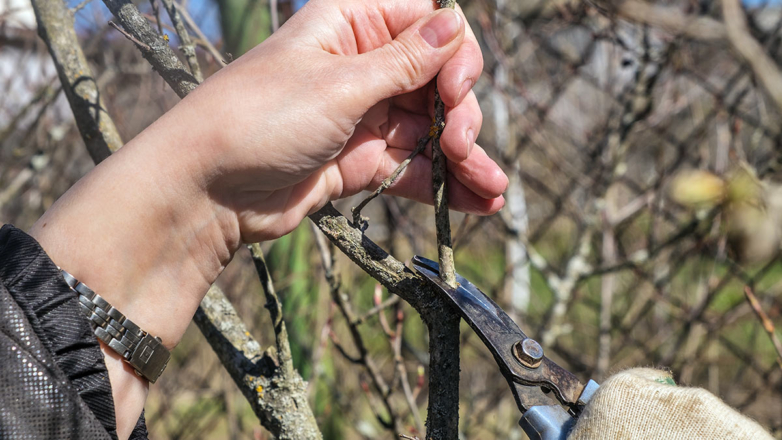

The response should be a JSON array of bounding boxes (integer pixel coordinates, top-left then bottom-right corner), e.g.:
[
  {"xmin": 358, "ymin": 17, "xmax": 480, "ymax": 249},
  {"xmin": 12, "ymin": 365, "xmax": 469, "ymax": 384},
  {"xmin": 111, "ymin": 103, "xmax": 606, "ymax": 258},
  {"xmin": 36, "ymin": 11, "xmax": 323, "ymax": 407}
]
[
  {"xmin": 514, "ymin": 338, "xmax": 543, "ymax": 368},
  {"xmin": 412, "ymin": 255, "xmax": 599, "ymax": 439}
]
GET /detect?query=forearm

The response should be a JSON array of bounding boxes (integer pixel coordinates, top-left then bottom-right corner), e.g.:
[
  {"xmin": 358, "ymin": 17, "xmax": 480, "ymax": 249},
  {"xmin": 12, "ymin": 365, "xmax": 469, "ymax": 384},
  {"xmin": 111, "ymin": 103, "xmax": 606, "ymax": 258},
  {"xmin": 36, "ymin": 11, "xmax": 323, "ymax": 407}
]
[{"xmin": 29, "ymin": 112, "xmax": 240, "ymax": 439}]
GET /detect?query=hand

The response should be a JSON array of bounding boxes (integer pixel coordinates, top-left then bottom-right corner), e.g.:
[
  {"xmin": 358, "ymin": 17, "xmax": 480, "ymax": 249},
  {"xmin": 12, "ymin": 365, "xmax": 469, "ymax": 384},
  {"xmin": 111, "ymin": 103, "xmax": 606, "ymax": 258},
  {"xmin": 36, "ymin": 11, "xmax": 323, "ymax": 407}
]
[
  {"xmin": 30, "ymin": 1, "xmax": 507, "ymax": 437},
  {"xmin": 569, "ymin": 368, "xmax": 773, "ymax": 439},
  {"xmin": 173, "ymin": 0, "xmax": 508, "ymax": 242}
]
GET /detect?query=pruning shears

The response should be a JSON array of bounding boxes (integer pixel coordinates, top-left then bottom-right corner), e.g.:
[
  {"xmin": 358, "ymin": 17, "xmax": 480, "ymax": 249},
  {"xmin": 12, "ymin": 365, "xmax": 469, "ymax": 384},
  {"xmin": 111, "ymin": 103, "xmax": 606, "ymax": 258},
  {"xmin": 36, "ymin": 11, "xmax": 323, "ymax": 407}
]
[{"xmin": 412, "ymin": 256, "xmax": 599, "ymax": 440}]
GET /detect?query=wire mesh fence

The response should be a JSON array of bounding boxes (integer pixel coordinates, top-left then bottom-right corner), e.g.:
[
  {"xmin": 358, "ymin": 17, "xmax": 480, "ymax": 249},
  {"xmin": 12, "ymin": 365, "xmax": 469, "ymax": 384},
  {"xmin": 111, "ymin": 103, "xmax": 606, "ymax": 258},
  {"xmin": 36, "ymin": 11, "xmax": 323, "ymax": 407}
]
[{"xmin": 2, "ymin": 0, "xmax": 782, "ymax": 438}]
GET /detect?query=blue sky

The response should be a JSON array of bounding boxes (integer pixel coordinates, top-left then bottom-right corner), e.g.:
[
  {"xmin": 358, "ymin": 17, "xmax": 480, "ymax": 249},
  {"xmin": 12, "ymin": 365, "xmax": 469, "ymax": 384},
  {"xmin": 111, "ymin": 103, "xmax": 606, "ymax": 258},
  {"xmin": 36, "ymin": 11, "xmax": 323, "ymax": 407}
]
[
  {"xmin": 70, "ymin": 0, "xmax": 309, "ymax": 45},
  {"xmin": 743, "ymin": 0, "xmax": 780, "ymax": 5},
  {"xmin": 70, "ymin": 0, "xmax": 221, "ymax": 41}
]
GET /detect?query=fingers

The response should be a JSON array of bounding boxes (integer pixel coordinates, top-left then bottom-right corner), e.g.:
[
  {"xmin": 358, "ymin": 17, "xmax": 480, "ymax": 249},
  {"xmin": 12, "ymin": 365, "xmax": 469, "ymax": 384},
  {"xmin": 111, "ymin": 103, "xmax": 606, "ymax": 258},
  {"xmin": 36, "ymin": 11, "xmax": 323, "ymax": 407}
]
[
  {"xmin": 355, "ymin": 4, "xmax": 482, "ymax": 109},
  {"xmin": 445, "ymin": 144, "xmax": 508, "ymax": 200},
  {"xmin": 335, "ymin": 122, "xmax": 507, "ymax": 212},
  {"xmin": 383, "ymin": 131, "xmax": 508, "ymax": 200},
  {"xmin": 441, "ymin": 90, "xmax": 482, "ymax": 162},
  {"xmin": 334, "ymin": 124, "xmax": 388, "ymax": 196},
  {"xmin": 353, "ymin": 9, "xmax": 465, "ymax": 107},
  {"xmin": 371, "ymin": 147, "xmax": 505, "ymax": 215},
  {"xmin": 381, "ymin": 106, "xmax": 431, "ymax": 150},
  {"xmin": 381, "ymin": 89, "xmax": 482, "ymax": 163},
  {"xmin": 437, "ymin": 5, "xmax": 483, "ymax": 107}
]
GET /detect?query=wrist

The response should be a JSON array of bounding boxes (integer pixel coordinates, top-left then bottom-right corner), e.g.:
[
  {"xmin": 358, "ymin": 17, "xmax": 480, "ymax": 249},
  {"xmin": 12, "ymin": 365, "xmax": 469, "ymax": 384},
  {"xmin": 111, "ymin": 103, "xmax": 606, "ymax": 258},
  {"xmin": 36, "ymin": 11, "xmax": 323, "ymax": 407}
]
[{"xmin": 30, "ymin": 114, "xmax": 240, "ymax": 349}]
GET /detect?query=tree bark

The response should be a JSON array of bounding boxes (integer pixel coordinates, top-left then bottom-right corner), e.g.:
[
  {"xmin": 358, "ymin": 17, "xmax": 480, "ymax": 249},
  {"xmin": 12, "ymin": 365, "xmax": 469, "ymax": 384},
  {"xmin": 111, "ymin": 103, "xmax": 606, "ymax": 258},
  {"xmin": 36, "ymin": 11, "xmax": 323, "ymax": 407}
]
[
  {"xmin": 31, "ymin": 0, "xmax": 123, "ymax": 163},
  {"xmin": 195, "ymin": 286, "xmax": 321, "ymax": 439},
  {"xmin": 310, "ymin": 204, "xmax": 462, "ymax": 438}
]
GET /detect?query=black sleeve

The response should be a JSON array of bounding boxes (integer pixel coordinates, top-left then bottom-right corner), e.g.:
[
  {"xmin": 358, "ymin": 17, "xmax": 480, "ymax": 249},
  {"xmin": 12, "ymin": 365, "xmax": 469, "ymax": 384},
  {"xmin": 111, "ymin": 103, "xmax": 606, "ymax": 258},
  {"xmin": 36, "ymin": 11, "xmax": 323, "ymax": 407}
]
[{"xmin": 0, "ymin": 224, "xmax": 148, "ymax": 440}]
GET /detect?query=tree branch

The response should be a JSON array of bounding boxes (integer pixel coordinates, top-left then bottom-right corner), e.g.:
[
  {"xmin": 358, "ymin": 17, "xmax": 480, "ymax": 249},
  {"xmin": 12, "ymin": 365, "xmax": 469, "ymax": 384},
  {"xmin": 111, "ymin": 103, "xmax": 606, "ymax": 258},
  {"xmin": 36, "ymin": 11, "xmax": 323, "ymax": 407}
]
[
  {"xmin": 312, "ymin": 233, "xmax": 404, "ymax": 436},
  {"xmin": 159, "ymin": 0, "xmax": 203, "ymax": 82},
  {"xmin": 309, "ymin": 204, "xmax": 440, "ymax": 314},
  {"xmin": 31, "ymin": 0, "xmax": 123, "ymax": 163},
  {"xmin": 102, "ymin": 0, "xmax": 197, "ymax": 97},
  {"xmin": 743, "ymin": 286, "xmax": 782, "ymax": 373},
  {"xmin": 195, "ymin": 286, "xmax": 321, "ymax": 439},
  {"xmin": 177, "ymin": 6, "xmax": 227, "ymax": 67},
  {"xmin": 309, "ymin": 204, "xmax": 461, "ymax": 439},
  {"xmin": 109, "ymin": 20, "xmax": 152, "ymax": 51},
  {"xmin": 608, "ymin": 0, "xmax": 725, "ymax": 41},
  {"xmin": 425, "ymin": 1, "xmax": 460, "ymax": 437},
  {"xmin": 722, "ymin": 0, "xmax": 782, "ymax": 114},
  {"xmin": 248, "ymin": 244, "xmax": 304, "ymax": 398},
  {"xmin": 392, "ymin": 303, "xmax": 425, "ymax": 436},
  {"xmin": 352, "ymin": 133, "xmax": 431, "ymax": 229}
]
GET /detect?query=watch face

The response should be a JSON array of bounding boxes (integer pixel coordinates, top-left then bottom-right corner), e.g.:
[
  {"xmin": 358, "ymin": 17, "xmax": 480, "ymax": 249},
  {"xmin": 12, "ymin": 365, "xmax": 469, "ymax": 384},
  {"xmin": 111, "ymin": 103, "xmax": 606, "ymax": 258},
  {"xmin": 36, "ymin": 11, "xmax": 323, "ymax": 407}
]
[{"xmin": 129, "ymin": 333, "xmax": 170, "ymax": 383}]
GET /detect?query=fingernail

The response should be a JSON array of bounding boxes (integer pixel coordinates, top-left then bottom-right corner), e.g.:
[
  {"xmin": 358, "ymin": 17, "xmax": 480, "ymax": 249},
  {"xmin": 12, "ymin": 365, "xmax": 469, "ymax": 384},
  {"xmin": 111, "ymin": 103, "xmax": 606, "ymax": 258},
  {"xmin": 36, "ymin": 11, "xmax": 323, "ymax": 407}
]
[
  {"xmin": 456, "ymin": 78, "xmax": 474, "ymax": 103},
  {"xmin": 465, "ymin": 128, "xmax": 474, "ymax": 157},
  {"xmin": 419, "ymin": 9, "xmax": 461, "ymax": 48}
]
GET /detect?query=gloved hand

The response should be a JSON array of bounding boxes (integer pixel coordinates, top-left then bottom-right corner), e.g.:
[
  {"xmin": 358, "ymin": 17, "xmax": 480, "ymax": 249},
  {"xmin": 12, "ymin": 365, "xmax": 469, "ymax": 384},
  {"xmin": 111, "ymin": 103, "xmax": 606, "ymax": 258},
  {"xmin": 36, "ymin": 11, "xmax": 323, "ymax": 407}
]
[{"xmin": 568, "ymin": 368, "xmax": 773, "ymax": 439}]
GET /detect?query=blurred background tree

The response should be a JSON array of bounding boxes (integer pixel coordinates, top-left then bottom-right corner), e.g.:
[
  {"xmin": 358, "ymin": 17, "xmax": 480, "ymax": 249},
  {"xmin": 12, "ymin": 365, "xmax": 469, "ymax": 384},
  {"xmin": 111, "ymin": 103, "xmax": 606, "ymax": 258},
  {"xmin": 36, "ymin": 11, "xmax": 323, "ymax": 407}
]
[
  {"xmin": 3, "ymin": 0, "xmax": 782, "ymax": 438},
  {"xmin": 217, "ymin": 0, "xmax": 269, "ymax": 56}
]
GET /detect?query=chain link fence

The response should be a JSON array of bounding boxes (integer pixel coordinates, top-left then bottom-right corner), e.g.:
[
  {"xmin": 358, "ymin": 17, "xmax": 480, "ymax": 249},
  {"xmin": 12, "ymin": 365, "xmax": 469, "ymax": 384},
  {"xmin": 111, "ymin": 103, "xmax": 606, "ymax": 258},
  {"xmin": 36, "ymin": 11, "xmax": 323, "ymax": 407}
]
[{"xmin": 2, "ymin": 0, "xmax": 782, "ymax": 437}]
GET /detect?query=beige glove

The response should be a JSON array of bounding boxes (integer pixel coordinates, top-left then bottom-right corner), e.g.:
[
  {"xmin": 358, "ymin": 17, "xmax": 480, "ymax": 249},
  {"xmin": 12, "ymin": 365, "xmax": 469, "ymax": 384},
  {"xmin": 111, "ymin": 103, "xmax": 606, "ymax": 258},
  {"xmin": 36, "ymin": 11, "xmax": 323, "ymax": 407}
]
[{"xmin": 569, "ymin": 368, "xmax": 773, "ymax": 439}]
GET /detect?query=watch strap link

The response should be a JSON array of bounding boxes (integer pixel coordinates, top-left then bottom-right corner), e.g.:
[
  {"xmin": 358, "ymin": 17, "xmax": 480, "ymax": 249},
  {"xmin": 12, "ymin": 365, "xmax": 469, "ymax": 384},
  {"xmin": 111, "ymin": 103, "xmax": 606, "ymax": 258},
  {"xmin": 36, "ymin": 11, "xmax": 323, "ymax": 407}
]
[{"xmin": 61, "ymin": 270, "xmax": 170, "ymax": 383}]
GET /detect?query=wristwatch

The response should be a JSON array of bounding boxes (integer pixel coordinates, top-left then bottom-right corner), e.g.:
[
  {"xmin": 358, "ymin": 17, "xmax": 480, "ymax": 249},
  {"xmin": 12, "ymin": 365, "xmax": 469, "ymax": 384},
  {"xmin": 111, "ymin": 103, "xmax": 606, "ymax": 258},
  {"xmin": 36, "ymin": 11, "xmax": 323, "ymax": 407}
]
[{"xmin": 60, "ymin": 269, "xmax": 170, "ymax": 383}]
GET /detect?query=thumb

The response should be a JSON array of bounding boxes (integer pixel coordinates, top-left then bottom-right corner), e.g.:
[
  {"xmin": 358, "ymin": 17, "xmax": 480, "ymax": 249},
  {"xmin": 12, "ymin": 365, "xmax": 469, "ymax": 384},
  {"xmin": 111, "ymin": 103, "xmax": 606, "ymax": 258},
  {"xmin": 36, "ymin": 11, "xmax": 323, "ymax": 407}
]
[{"xmin": 353, "ymin": 8, "xmax": 464, "ymax": 105}]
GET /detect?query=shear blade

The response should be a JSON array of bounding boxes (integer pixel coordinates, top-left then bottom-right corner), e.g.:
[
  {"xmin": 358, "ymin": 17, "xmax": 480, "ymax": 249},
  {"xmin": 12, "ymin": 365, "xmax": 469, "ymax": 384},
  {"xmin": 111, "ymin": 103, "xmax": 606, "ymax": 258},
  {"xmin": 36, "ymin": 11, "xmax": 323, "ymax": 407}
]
[{"xmin": 412, "ymin": 255, "xmax": 587, "ymax": 412}]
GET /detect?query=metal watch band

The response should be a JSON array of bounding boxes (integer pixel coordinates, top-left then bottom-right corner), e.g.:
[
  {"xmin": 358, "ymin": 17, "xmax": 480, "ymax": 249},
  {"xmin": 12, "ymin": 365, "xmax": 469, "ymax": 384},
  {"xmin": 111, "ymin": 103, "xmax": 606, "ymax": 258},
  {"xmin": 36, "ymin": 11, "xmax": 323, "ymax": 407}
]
[{"xmin": 60, "ymin": 269, "xmax": 170, "ymax": 383}]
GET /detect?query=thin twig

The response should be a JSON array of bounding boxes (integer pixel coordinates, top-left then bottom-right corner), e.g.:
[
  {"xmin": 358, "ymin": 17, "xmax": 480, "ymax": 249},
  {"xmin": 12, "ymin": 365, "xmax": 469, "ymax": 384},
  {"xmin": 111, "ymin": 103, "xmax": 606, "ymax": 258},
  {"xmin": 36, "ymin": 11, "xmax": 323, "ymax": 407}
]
[
  {"xmin": 0, "ymin": 82, "xmax": 59, "ymax": 147},
  {"xmin": 248, "ymin": 244, "xmax": 296, "ymax": 379},
  {"xmin": 609, "ymin": 0, "xmax": 725, "ymax": 41},
  {"xmin": 160, "ymin": 0, "xmax": 203, "ymax": 82},
  {"xmin": 431, "ymin": 84, "xmax": 456, "ymax": 288},
  {"xmin": 393, "ymin": 303, "xmax": 425, "ymax": 435},
  {"xmin": 356, "ymin": 294, "xmax": 401, "ymax": 325},
  {"xmin": 149, "ymin": 0, "xmax": 163, "ymax": 35},
  {"xmin": 109, "ymin": 20, "xmax": 152, "ymax": 52},
  {"xmin": 312, "ymin": 228, "xmax": 404, "ymax": 435},
  {"xmin": 376, "ymin": 284, "xmax": 396, "ymax": 338},
  {"xmin": 70, "ymin": 0, "xmax": 93, "ymax": 13},
  {"xmin": 178, "ymin": 6, "xmax": 227, "ymax": 67},
  {"xmin": 352, "ymin": 134, "xmax": 431, "ymax": 230},
  {"xmin": 722, "ymin": 0, "xmax": 782, "ymax": 114},
  {"xmin": 141, "ymin": 13, "xmax": 177, "ymax": 34},
  {"xmin": 744, "ymin": 286, "xmax": 782, "ymax": 373},
  {"xmin": 329, "ymin": 330, "xmax": 361, "ymax": 364},
  {"xmin": 270, "ymin": 0, "xmax": 279, "ymax": 32},
  {"xmin": 307, "ymin": 302, "xmax": 334, "ymax": 397},
  {"xmin": 0, "ymin": 168, "xmax": 33, "ymax": 209},
  {"xmin": 596, "ymin": 212, "xmax": 616, "ymax": 381}
]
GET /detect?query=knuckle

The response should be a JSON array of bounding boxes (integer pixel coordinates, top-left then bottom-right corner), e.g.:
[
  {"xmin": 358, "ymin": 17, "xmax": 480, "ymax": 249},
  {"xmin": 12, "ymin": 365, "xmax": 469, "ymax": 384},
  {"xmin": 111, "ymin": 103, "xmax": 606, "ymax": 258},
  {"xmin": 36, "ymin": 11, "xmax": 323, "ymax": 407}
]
[{"xmin": 384, "ymin": 39, "xmax": 428, "ymax": 90}]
